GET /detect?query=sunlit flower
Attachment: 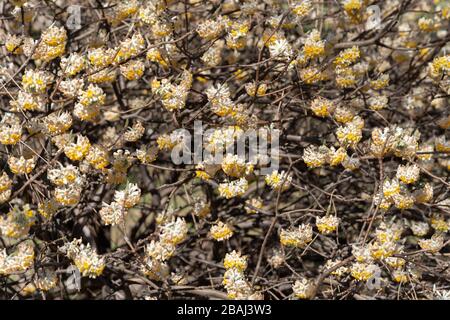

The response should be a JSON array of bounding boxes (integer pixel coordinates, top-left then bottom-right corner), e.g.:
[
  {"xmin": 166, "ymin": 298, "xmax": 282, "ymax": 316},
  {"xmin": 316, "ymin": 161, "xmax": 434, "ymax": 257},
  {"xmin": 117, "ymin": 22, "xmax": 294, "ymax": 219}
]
[
  {"xmin": 210, "ymin": 221, "xmax": 233, "ymax": 241},
  {"xmin": 280, "ymin": 224, "xmax": 313, "ymax": 248},
  {"xmin": 218, "ymin": 178, "xmax": 249, "ymax": 199},
  {"xmin": 265, "ymin": 170, "xmax": 292, "ymax": 191},
  {"xmin": 61, "ymin": 238, "xmax": 105, "ymax": 278},
  {"xmin": 316, "ymin": 215, "xmax": 340, "ymax": 235}
]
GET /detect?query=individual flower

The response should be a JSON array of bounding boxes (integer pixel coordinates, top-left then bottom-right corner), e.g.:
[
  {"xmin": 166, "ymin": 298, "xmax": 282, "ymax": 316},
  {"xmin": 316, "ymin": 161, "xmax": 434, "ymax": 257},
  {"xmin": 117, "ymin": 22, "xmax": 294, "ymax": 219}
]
[
  {"xmin": 124, "ymin": 121, "xmax": 145, "ymax": 142},
  {"xmin": 383, "ymin": 178, "xmax": 401, "ymax": 198},
  {"xmin": 42, "ymin": 112, "xmax": 72, "ymax": 135},
  {"xmin": 10, "ymin": 91, "xmax": 45, "ymax": 112},
  {"xmin": 22, "ymin": 69, "xmax": 53, "ymax": 94},
  {"xmin": 343, "ymin": 0, "xmax": 363, "ymax": 23},
  {"xmin": 0, "ymin": 241, "xmax": 34, "ymax": 275},
  {"xmin": 147, "ymin": 47, "xmax": 169, "ymax": 68},
  {"xmin": 392, "ymin": 269, "xmax": 408, "ymax": 284},
  {"xmin": 292, "ymin": 277, "xmax": 314, "ymax": 299},
  {"xmin": 151, "ymin": 70, "xmax": 193, "ymax": 112},
  {"xmin": 47, "ymin": 164, "xmax": 80, "ymax": 186},
  {"xmin": 392, "ymin": 192, "xmax": 415, "ymax": 210},
  {"xmin": 0, "ymin": 172, "xmax": 12, "ymax": 193},
  {"xmin": 63, "ymin": 134, "xmax": 91, "ymax": 161},
  {"xmin": 112, "ymin": 0, "xmax": 138, "ymax": 22},
  {"xmin": 324, "ymin": 259, "xmax": 349, "ymax": 277},
  {"xmin": 224, "ymin": 251, "xmax": 247, "ymax": 271},
  {"xmin": 370, "ymin": 74, "xmax": 390, "ymax": 90},
  {"xmin": 60, "ymin": 53, "xmax": 86, "ymax": 77},
  {"xmin": 8, "ymin": 155, "xmax": 37, "ymax": 175},
  {"xmin": 303, "ymin": 29, "xmax": 325, "ymax": 59},
  {"xmin": 396, "ymin": 164, "xmax": 420, "ymax": 184},
  {"xmin": 113, "ymin": 34, "xmax": 145, "ymax": 64},
  {"xmin": 53, "ymin": 181, "xmax": 83, "ymax": 206},
  {"xmin": 136, "ymin": 145, "xmax": 158, "ymax": 164},
  {"xmin": 78, "ymin": 84, "xmax": 105, "ymax": 107},
  {"xmin": 334, "ymin": 106, "xmax": 356, "ymax": 124},
  {"xmin": 429, "ymin": 55, "xmax": 450, "ymax": 78},
  {"xmin": 431, "ymin": 216, "xmax": 449, "ymax": 233},
  {"xmin": 267, "ymin": 249, "xmax": 285, "ymax": 269},
  {"xmin": 5, "ymin": 34, "xmax": 23, "ymax": 54},
  {"xmin": 328, "ymin": 147, "xmax": 348, "ymax": 166},
  {"xmin": 368, "ymin": 94, "xmax": 388, "ymax": 111},
  {"xmin": 291, "ymin": 0, "xmax": 312, "ymax": 18},
  {"xmin": 418, "ymin": 17, "xmax": 435, "ymax": 32},
  {"xmin": 221, "ymin": 154, "xmax": 253, "ymax": 178},
  {"xmin": 418, "ymin": 234, "xmax": 444, "ymax": 253},
  {"xmin": 299, "ymin": 66, "xmax": 326, "ymax": 84},
  {"xmin": 160, "ymin": 218, "xmax": 188, "ymax": 245},
  {"xmin": 210, "ymin": 221, "xmax": 233, "ymax": 241},
  {"xmin": 336, "ymin": 117, "xmax": 363, "ymax": 147},
  {"xmin": 303, "ymin": 145, "xmax": 329, "ymax": 168},
  {"xmin": 197, "ymin": 18, "xmax": 226, "ymax": 40},
  {"xmin": 384, "ymin": 257, "xmax": 406, "ymax": 269},
  {"xmin": 85, "ymin": 145, "xmax": 110, "ymax": 170},
  {"xmin": 99, "ymin": 201, "xmax": 126, "ymax": 226},
  {"xmin": 145, "ymin": 240, "xmax": 176, "ymax": 262},
  {"xmin": 410, "ymin": 221, "xmax": 430, "ymax": 237},
  {"xmin": 350, "ymin": 262, "xmax": 378, "ymax": 281},
  {"xmin": 334, "ymin": 46, "xmax": 360, "ymax": 67},
  {"xmin": 222, "ymin": 268, "xmax": 252, "ymax": 299},
  {"xmin": 87, "ymin": 47, "xmax": 115, "ymax": 68},
  {"xmin": 61, "ymin": 238, "xmax": 105, "ymax": 278},
  {"xmin": 114, "ymin": 183, "xmax": 141, "ymax": 208},
  {"xmin": 59, "ymin": 78, "xmax": 84, "ymax": 97},
  {"xmin": 0, "ymin": 204, "xmax": 36, "ymax": 239},
  {"xmin": 42, "ymin": 25, "xmax": 67, "ymax": 46},
  {"xmin": 218, "ymin": 178, "xmax": 249, "ymax": 199},
  {"xmin": 316, "ymin": 215, "xmax": 340, "ymax": 235},
  {"xmin": 0, "ymin": 113, "xmax": 22, "ymax": 145},
  {"xmin": 265, "ymin": 170, "xmax": 292, "ymax": 191},
  {"xmin": 280, "ymin": 224, "xmax": 313, "ymax": 248},
  {"xmin": 335, "ymin": 66, "xmax": 356, "ymax": 88},
  {"xmin": 269, "ymin": 38, "xmax": 294, "ymax": 61},
  {"xmin": 310, "ymin": 97, "xmax": 336, "ymax": 118},
  {"xmin": 201, "ymin": 40, "xmax": 224, "ymax": 67},
  {"xmin": 120, "ymin": 60, "xmax": 145, "ymax": 81}
]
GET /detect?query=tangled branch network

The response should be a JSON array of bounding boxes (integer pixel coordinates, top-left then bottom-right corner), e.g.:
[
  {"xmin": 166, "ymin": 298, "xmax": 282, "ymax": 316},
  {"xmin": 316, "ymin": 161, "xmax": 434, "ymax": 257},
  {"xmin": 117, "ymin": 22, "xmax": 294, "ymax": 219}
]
[{"xmin": 0, "ymin": 0, "xmax": 449, "ymax": 300}]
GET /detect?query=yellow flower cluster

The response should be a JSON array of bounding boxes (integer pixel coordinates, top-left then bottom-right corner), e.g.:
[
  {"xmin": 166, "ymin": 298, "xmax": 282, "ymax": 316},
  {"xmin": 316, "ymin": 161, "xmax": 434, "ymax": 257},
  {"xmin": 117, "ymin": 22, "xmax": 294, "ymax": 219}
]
[
  {"xmin": 142, "ymin": 217, "xmax": 188, "ymax": 281},
  {"xmin": 0, "ymin": 203, "xmax": 36, "ymax": 239},
  {"xmin": 0, "ymin": 113, "xmax": 22, "ymax": 145},
  {"xmin": 151, "ymin": 70, "xmax": 193, "ymax": 111},
  {"xmin": 223, "ymin": 250, "xmax": 259, "ymax": 299},
  {"xmin": 99, "ymin": 183, "xmax": 141, "ymax": 226},
  {"xmin": 61, "ymin": 238, "xmax": 105, "ymax": 278},
  {"xmin": 292, "ymin": 277, "xmax": 315, "ymax": 299},
  {"xmin": 218, "ymin": 178, "xmax": 249, "ymax": 199},
  {"xmin": 265, "ymin": 170, "xmax": 292, "ymax": 191},
  {"xmin": 210, "ymin": 221, "xmax": 234, "ymax": 241},
  {"xmin": 280, "ymin": 224, "xmax": 313, "ymax": 248},
  {"xmin": 34, "ymin": 26, "xmax": 67, "ymax": 62},
  {"xmin": 0, "ymin": 241, "xmax": 34, "ymax": 275}
]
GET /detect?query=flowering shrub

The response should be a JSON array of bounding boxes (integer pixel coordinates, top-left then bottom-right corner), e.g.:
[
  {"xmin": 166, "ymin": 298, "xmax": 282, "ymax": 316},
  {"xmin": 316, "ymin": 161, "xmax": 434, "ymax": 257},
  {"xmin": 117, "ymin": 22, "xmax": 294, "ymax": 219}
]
[{"xmin": 0, "ymin": 0, "xmax": 449, "ymax": 300}]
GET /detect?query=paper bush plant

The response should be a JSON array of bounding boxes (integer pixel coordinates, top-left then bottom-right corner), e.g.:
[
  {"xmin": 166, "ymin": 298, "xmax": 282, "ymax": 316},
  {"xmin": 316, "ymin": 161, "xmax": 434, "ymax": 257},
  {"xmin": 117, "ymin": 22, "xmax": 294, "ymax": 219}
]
[{"xmin": 0, "ymin": 0, "xmax": 449, "ymax": 300}]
